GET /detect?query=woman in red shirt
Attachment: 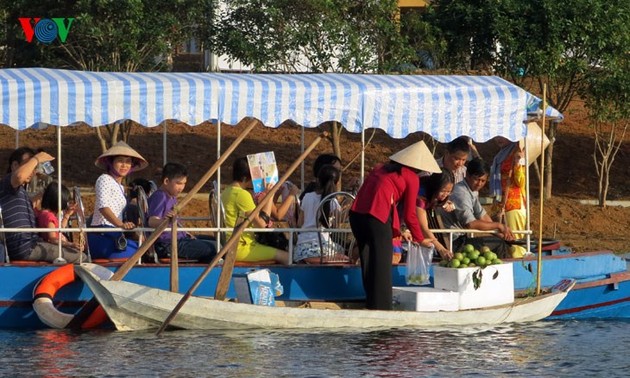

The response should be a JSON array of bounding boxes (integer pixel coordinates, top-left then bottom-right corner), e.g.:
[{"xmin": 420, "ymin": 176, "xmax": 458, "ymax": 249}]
[{"xmin": 350, "ymin": 141, "xmax": 440, "ymax": 310}]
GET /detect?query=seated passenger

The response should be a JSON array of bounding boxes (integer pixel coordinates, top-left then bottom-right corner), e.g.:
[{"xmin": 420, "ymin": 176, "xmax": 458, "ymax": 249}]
[
  {"xmin": 88, "ymin": 142, "xmax": 148, "ymax": 260},
  {"xmin": 300, "ymin": 154, "xmax": 342, "ymax": 201},
  {"xmin": 294, "ymin": 164, "xmax": 347, "ymax": 264},
  {"xmin": 36, "ymin": 182, "xmax": 84, "ymax": 252},
  {"xmin": 435, "ymin": 136, "xmax": 471, "ymax": 184},
  {"xmin": 436, "ymin": 158, "xmax": 515, "ymax": 258},
  {"xmin": 408, "ymin": 169, "xmax": 456, "ymax": 260},
  {"xmin": 0, "ymin": 147, "xmax": 85, "ymax": 263},
  {"xmin": 220, "ymin": 157, "xmax": 289, "ymax": 265},
  {"xmin": 147, "ymin": 163, "xmax": 217, "ymax": 263}
]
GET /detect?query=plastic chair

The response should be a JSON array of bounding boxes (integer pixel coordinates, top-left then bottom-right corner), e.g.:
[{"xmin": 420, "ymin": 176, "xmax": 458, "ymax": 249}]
[{"xmin": 315, "ymin": 191, "xmax": 355, "ymax": 264}]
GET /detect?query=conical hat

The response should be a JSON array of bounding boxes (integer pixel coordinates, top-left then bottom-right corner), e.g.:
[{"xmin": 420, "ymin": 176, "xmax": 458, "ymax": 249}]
[
  {"xmin": 519, "ymin": 122, "xmax": 550, "ymax": 166},
  {"xmin": 95, "ymin": 141, "xmax": 148, "ymax": 171},
  {"xmin": 389, "ymin": 141, "xmax": 441, "ymax": 173}
]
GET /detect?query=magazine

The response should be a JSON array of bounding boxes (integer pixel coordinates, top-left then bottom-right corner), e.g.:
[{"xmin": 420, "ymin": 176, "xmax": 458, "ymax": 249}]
[{"xmin": 247, "ymin": 151, "xmax": 279, "ymax": 193}]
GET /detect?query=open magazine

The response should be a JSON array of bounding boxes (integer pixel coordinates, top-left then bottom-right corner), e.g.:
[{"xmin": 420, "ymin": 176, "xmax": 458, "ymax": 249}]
[{"xmin": 247, "ymin": 151, "xmax": 279, "ymax": 193}]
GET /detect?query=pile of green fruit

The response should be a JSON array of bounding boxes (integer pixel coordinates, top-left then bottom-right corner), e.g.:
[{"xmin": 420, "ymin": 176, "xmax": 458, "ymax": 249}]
[{"xmin": 439, "ymin": 244, "xmax": 503, "ymax": 268}]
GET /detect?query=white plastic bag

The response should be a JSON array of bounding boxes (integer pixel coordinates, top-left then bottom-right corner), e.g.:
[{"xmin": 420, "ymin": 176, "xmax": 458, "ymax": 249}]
[{"xmin": 405, "ymin": 243, "xmax": 434, "ymax": 285}]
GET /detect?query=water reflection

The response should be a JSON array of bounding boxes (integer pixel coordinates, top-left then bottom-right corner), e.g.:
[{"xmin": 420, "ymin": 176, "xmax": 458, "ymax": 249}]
[{"xmin": 1, "ymin": 320, "xmax": 628, "ymax": 377}]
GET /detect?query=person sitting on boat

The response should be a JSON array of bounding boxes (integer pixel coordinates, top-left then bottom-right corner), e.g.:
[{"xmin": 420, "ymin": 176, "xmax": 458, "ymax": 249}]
[
  {"xmin": 350, "ymin": 141, "xmax": 441, "ymax": 310},
  {"xmin": 87, "ymin": 141, "xmax": 148, "ymax": 260},
  {"xmin": 426, "ymin": 136, "xmax": 477, "ymax": 185},
  {"xmin": 294, "ymin": 164, "xmax": 347, "ymax": 264},
  {"xmin": 220, "ymin": 157, "xmax": 290, "ymax": 265},
  {"xmin": 36, "ymin": 182, "xmax": 84, "ymax": 252},
  {"xmin": 300, "ymin": 154, "xmax": 342, "ymax": 202},
  {"xmin": 414, "ymin": 169, "xmax": 456, "ymax": 261},
  {"xmin": 147, "ymin": 162, "xmax": 217, "ymax": 263},
  {"xmin": 437, "ymin": 158, "xmax": 515, "ymax": 258},
  {"xmin": 0, "ymin": 147, "xmax": 85, "ymax": 263}
]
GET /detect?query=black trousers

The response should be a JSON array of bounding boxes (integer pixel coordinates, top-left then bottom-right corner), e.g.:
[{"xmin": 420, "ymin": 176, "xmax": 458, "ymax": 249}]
[{"xmin": 349, "ymin": 211, "xmax": 393, "ymax": 310}]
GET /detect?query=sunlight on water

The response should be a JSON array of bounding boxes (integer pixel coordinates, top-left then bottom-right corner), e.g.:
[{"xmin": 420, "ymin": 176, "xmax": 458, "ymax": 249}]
[{"xmin": 1, "ymin": 320, "xmax": 628, "ymax": 377}]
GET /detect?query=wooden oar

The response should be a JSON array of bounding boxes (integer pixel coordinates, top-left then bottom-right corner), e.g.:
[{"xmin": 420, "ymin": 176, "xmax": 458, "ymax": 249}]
[
  {"xmin": 67, "ymin": 118, "xmax": 258, "ymax": 329},
  {"xmin": 155, "ymin": 132, "xmax": 326, "ymax": 335}
]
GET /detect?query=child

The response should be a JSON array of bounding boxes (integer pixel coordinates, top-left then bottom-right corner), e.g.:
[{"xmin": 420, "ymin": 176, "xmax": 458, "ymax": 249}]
[
  {"xmin": 36, "ymin": 182, "xmax": 83, "ymax": 252},
  {"xmin": 147, "ymin": 163, "xmax": 217, "ymax": 263},
  {"xmin": 294, "ymin": 164, "xmax": 346, "ymax": 264}
]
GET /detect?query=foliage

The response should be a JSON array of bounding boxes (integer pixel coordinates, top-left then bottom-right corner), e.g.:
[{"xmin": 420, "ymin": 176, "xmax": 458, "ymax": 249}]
[
  {"xmin": 209, "ymin": 0, "xmax": 414, "ymax": 73},
  {"xmin": 0, "ymin": 0, "xmax": 213, "ymax": 71},
  {"xmin": 580, "ymin": 6, "xmax": 630, "ymax": 206},
  {"xmin": 426, "ymin": 0, "xmax": 502, "ymax": 70}
]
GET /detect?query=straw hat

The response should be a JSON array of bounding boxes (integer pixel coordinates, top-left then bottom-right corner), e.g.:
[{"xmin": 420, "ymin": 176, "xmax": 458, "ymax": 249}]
[
  {"xmin": 519, "ymin": 122, "xmax": 550, "ymax": 166},
  {"xmin": 389, "ymin": 141, "xmax": 441, "ymax": 173},
  {"xmin": 95, "ymin": 141, "xmax": 148, "ymax": 171}
]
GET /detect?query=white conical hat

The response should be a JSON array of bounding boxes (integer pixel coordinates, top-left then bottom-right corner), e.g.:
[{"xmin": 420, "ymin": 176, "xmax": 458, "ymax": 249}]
[
  {"xmin": 95, "ymin": 141, "xmax": 148, "ymax": 171},
  {"xmin": 520, "ymin": 122, "xmax": 550, "ymax": 166},
  {"xmin": 389, "ymin": 141, "xmax": 441, "ymax": 173}
]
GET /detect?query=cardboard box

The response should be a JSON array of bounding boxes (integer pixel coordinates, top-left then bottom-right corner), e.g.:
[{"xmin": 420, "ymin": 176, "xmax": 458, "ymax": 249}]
[
  {"xmin": 433, "ymin": 264, "xmax": 514, "ymax": 310},
  {"xmin": 392, "ymin": 286, "xmax": 459, "ymax": 312},
  {"xmin": 233, "ymin": 269, "xmax": 283, "ymax": 306}
]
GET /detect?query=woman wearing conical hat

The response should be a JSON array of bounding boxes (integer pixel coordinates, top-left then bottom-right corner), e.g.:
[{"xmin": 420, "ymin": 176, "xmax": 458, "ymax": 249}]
[
  {"xmin": 350, "ymin": 141, "xmax": 440, "ymax": 310},
  {"xmin": 88, "ymin": 141, "xmax": 148, "ymax": 260}
]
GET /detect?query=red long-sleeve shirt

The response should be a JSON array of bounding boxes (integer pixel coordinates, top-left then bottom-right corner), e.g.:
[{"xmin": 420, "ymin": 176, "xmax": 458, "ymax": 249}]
[{"xmin": 351, "ymin": 164, "xmax": 424, "ymax": 242}]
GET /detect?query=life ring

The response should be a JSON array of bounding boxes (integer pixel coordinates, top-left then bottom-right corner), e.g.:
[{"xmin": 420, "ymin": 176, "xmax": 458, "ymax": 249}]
[{"xmin": 33, "ymin": 263, "xmax": 113, "ymax": 329}]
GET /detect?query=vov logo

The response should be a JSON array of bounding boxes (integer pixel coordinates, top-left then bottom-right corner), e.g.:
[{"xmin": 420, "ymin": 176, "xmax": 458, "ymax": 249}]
[{"xmin": 18, "ymin": 18, "xmax": 75, "ymax": 44}]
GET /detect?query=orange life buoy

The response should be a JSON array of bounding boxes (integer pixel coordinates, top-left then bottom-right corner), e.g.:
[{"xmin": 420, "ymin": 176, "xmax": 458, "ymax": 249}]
[{"xmin": 33, "ymin": 263, "xmax": 113, "ymax": 329}]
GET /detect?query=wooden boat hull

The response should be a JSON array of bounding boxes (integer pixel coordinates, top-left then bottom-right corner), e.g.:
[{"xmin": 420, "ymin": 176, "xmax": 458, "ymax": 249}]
[{"xmin": 75, "ymin": 264, "xmax": 573, "ymax": 331}]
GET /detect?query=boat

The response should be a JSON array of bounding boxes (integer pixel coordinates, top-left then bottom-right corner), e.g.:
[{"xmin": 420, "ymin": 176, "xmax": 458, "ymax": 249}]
[
  {"xmin": 74, "ymin": 263, "xmax": 575, "ymax": 331},
  {"xmin": 0, "ymin": 68, "xmax": 628, "ymax": 330}
]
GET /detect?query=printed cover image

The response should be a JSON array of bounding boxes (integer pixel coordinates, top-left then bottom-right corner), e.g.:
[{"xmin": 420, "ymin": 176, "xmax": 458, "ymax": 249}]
[{"xmin": 247, "ymin": 151, "xmax": 278, "ymax": 193}]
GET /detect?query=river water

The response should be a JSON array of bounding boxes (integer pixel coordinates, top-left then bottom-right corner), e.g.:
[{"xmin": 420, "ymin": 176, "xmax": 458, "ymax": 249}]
[{"xmin": 1, "ymin": 320, "xmax": 628, "ymax": 377}]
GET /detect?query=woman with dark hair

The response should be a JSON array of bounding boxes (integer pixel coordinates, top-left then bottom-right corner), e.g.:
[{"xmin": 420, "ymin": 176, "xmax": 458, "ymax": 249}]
[
  {"xmin": 414, "ymin": 169, "xmax": 456, "ymax": 260},
  {"xmin": 294, "ymin": 164, "xmax": 345, "ymax": 263},
  {"xmin": 350, "ymin": 141, "xmax": 441, "ymax": 310},
  {"xmin": 88, "ymin": 141, "xmax": 148, "ymax": 259},
  {"xmin": 36, "ymin": 182, "xmax": 83, "ymax": 251},
  {"xmin": 299, "ymin": 153, "xmax": 342, "ymax": 201},
  {"xmin": 220, "ymin": 157, "xmax": 289, "ymax": 264}
]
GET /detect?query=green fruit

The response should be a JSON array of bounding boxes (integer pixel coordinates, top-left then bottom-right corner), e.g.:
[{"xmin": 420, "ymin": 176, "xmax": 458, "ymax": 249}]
[
  {"xmin": 468, "ymin": 263, "xmax": 476, "ymax": 267},
  {"xmin": 461, "ymin": 257, "xmax": 470, "ymax": 265},
  {"xmin": 463, "ymin": 244, "xmax": 475, "ymax": 254},
  {"xmin": 468, "ymin": 250, "xmax": 480, "ymax": 260},
  {"xmin": 483, "ymin": 251, "xmax": 494, "ymax": 261},
  {"xmin": 494, "ymin": 259, "xmax": 503, "ymax": 265},
  {"xmin": 439, "ymin": 259, "xmax": 449, "ymax": 267},
  {"xmin": 449, "ymin": 259, "xmax": 461, "ymax": 268},
  {"xmin": 481, "ymin": 246, "xmax": 491, "ymax": 253},
  {"xmin": 476, "ymin": 256, "xmax": 487, "ymax": 266},
  {"xmin": 454, "ymin": 252, "xmax": 464, "ymax": 261}
]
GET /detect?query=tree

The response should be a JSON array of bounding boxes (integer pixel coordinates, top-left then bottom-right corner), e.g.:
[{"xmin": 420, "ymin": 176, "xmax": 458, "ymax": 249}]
[
  {"xmin": 581, "ymin": 23, "xmax": 629, "ymax": 206},
  {"xmin": 211, "ymin": 0, "xmax": 412, "ymax": 74},
  {"xmin": 0, "ymin": 0, "xmax": 214, "ymax": 150},
  {"xmin": 210, "ymin": 0, "xmax": 414, "ymax": 162}
]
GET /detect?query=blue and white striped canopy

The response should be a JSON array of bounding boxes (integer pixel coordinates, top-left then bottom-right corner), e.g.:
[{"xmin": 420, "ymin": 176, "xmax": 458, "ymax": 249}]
[{"xmin": 0, "ymin": 68, "xmax": 562, "ymax": 142}]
